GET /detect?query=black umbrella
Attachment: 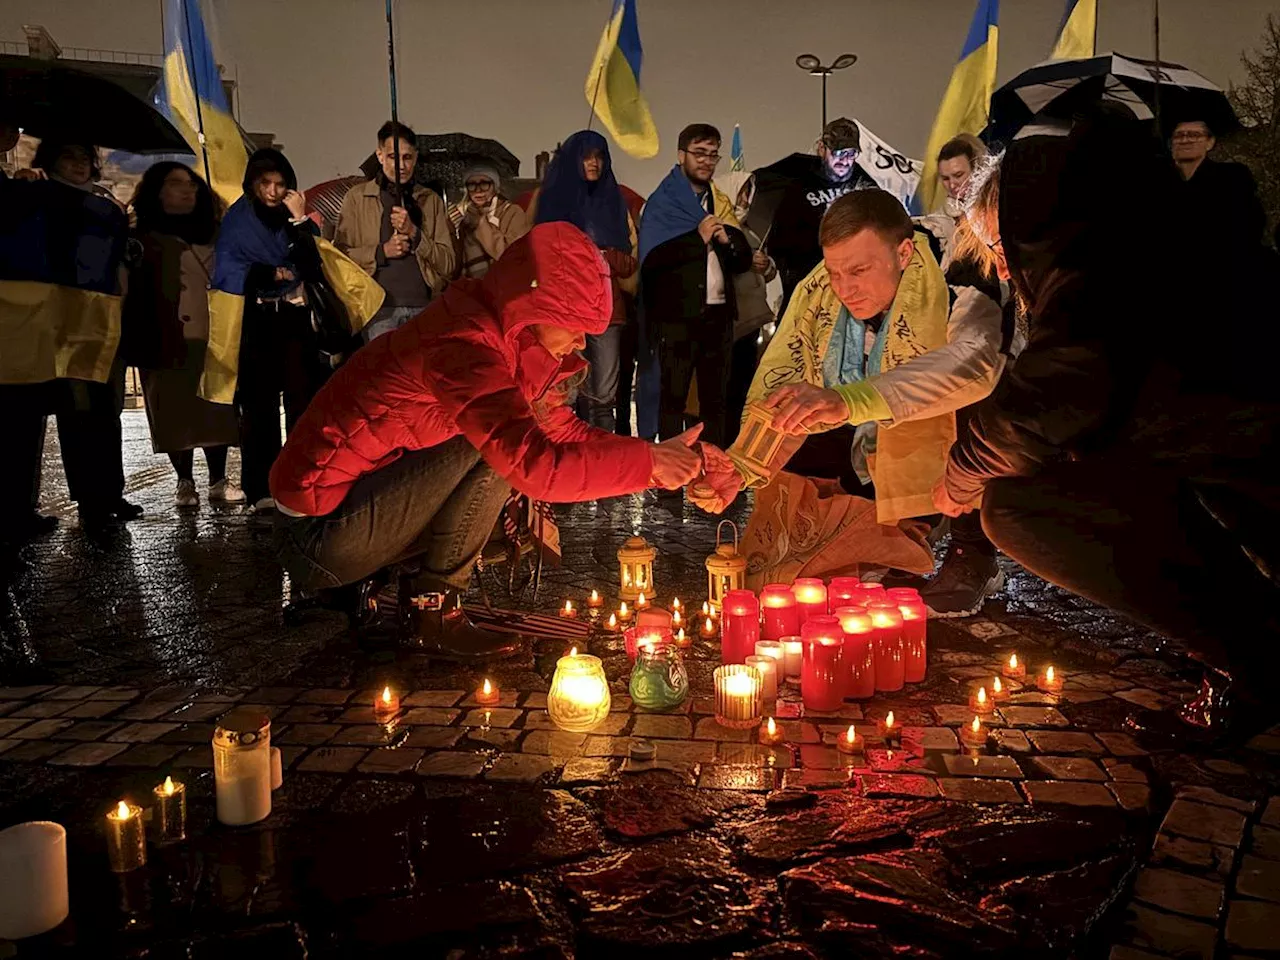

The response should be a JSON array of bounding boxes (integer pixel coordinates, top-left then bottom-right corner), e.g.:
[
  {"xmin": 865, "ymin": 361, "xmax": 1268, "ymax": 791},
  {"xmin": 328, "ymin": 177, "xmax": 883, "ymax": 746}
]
[
  {"xmin": 985, "ymin": 52, "xmax": 1239, "ymax": 145},
  {"xmin": 745, "ymin": 152, "xmax": 823, "ymax": 240},
  {"xmin": 360, "ymin": 132, "xmax": 521, "ymax": 202},
  {"xmin": 0, "ymin": 57, "xmax": 190, "ymax": 154}
]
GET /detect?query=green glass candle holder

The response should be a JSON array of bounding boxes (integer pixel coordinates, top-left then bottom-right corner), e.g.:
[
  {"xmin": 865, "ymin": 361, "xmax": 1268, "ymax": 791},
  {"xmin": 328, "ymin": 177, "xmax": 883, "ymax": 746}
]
[{"xmin": 629, "ymin": 643, "xmax": 689, "ymax": 711}]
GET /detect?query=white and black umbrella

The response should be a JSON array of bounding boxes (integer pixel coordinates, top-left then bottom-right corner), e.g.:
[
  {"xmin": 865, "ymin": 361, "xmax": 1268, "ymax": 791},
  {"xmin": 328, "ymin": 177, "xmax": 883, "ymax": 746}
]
[{"xmin": 985, "ymin": 52, "xmax": 1238, "ymax": 145}]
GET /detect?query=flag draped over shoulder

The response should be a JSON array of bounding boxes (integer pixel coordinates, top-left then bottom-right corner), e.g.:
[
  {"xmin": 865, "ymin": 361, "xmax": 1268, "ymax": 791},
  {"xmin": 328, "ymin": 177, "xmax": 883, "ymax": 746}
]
[
  {"xmin": 1051, "ymin": 0, "xmax": 1098, "ymax": 60},
  {"xmin": 919, "ymin": 0, "xmax": 1000, "ymax": 214},
  {"xmin": 637, "ymin": 166, "xmax": 738, "ymax": 266},
  {"xmin": 158, "ymin": 0, "xmax": 247, "ymax": 208},
  {"xmin": 585, "ymin": 0, "xmax": 659, "ymax": 159},
  {"xmin": 0, "ymin": 179, "xmax": 127, "ymax": 384}
]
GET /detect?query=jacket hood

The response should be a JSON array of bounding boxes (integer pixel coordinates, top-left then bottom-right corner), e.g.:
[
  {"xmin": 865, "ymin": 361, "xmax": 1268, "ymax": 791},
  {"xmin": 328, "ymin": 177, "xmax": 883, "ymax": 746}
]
[{"xmin": 999, "ymin": 107, "xmax": 1177, "ymax": 311}]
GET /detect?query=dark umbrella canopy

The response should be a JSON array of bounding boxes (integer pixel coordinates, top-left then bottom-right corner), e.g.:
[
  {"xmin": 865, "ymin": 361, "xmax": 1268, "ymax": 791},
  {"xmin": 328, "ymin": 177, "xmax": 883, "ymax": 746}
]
[
  {"xmin": 0, "ymin": 57, "xmax": 191, "ymax": 154},
  {"xmin": 985, "ymin": 52, "xmax": 1239, "ymax": 145},
  {"xmin": 360, "ymin": 132, "xmax": 520, "ymax": 202},
  {"xmin": 746, "ymin": 152, "xmax": 824, "ymax": 239}
]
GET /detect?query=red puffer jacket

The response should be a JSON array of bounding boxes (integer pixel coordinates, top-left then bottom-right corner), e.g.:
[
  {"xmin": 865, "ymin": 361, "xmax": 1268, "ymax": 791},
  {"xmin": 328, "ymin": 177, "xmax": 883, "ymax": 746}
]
[{"xmin": 270, "ymin": 222, "xmax": 654, "ymax": 517}]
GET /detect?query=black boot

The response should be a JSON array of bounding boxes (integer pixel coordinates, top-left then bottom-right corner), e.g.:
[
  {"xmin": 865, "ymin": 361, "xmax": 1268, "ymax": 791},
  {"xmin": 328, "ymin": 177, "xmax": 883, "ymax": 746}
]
[
  {"xmin": 1124, "ymin": 672, "xmax": 1279, "ymax": 751},
  {"xmin": 401, "ymin": 578, "xmax": 521, "ymax": 660}
]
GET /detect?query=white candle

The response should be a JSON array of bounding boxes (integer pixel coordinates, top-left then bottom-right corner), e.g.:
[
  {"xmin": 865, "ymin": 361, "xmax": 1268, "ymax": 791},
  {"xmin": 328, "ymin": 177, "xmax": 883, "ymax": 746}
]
[
  {"xmin": 782, "ymin": 636, "xmax": 803, "ymax": 680},
  {"xmin": 746, "ymin": 654, "xmax": 779, "ymax": 704},
  {"xmin": 0, "ymin": 822, "xmax": 68, "ymax": 939}
]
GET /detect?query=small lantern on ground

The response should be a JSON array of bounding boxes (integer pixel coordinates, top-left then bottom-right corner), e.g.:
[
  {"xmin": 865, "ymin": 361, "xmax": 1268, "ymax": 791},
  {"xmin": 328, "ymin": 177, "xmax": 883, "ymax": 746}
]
[
  {"xmin": 617, "ymin": 535, "xmax": 656, "ymax": 602},
  {"xmin": 705, "ymin": 520, "xmax": 747, "ymax": 611}
]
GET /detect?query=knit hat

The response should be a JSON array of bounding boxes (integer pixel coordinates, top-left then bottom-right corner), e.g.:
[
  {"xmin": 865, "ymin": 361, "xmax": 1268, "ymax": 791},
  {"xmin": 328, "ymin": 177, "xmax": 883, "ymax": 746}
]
[{"xmin": 462, "ymin": 164, "xmax": 501, "ymax": 192}]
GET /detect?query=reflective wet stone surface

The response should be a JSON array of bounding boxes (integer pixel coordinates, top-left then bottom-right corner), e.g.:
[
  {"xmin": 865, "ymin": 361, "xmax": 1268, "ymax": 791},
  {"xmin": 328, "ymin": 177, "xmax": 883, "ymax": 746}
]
[{"xmin": 2, "ymin": 414, "xmax": 1280, "ymax": 956}]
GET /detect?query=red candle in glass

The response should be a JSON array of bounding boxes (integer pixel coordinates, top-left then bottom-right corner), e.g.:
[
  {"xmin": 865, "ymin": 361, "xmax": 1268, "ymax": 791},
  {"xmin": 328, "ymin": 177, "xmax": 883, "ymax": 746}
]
[
  {"xmin": 885, "ymin": 587, "xmax": 921, "ymax": 604},
  {"xmin": 721, "ymin": 589, "xmax": 761, "ymax": 665},
  {"xmin": 827, "ymin": 576, "xmax": 862, "ymax": 609},
  {"xmin": 868, "ymin": 601, "xmax": 905, "ymax": 692},
  {"xmin": 759, "ymin": 583, "xmax": 800, "ymax": 641},
  {"xmin": 897, "ymin": 597, "xmax": 928, "ymax": 683},
  {"xmin": 851, "ymin": 582, "xmax": 887, "ymax": 607},
  {"xmin": 800, "ymin": 616, "xmax": 844, "ymax": 712},
  {"xmin": 792, "ymin": 578, "xmax": 828, "ymax": 624},
  {"xmin": 834, "ymin": 605, "xmax": 876, "ymax": 699},
  {"xmin": 624, "ymin": 625, "xmax": 673, "ymax": 660}
]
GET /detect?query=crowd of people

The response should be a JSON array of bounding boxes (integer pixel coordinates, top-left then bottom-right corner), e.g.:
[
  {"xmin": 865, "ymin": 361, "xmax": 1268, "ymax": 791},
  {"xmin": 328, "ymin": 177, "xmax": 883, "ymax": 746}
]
[{"xmin": 2, "ymin": 102, "xmax": 1277, "ymax": 744}]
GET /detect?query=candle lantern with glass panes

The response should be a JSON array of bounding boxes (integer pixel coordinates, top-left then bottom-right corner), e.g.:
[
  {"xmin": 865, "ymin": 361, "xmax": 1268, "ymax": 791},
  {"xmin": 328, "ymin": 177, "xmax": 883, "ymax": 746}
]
[
  {"xmin": 705, "ymin": 520, "xmax": 747, "ymax": 611},
  {"xmin": 616, "ymin": 535, "xmax": 656, "ymax": 602}
]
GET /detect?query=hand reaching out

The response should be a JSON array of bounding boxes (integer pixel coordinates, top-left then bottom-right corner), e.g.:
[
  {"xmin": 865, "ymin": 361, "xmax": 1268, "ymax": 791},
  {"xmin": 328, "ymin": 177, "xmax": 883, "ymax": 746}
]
[
  {"xmin": 649, "ymin": 424, "xmax": 704, "ymax": 489},
  {"xmin": 687, "ymin": 442, "xmax": 743, "ymax": 514}
]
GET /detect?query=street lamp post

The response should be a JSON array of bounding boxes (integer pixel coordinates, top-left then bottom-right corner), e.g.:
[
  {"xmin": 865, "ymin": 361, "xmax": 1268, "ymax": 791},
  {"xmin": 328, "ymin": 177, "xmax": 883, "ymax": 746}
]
[{"xmin": 795, "ymin": 53, "xmax": 858, "ymax": 128}]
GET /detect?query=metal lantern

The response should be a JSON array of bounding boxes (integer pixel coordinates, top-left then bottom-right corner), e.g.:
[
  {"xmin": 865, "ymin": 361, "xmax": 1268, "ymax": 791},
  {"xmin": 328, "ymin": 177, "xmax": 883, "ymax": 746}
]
[
  {"xmin": 706, "ymin": 520, "xmax": 747, "ymax": 609},
  {"xmin": 617, "ymin": 535, "xmax": 656, "ymax": 602}
]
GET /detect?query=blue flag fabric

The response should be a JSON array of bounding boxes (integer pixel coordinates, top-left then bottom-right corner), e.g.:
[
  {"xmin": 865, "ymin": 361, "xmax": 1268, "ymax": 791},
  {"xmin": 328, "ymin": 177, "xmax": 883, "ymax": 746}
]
[{"xmin": 638, "ymin": 165, "xmax": 708, "ymax": 265}]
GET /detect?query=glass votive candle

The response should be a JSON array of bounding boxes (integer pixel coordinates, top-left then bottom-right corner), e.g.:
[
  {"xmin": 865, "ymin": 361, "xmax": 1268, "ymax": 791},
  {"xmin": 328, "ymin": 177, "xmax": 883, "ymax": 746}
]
[
  {"xmin": 373, "ymin": 685, "xmax": 400, "ymax": 723},
  {"xmin": 834, "ymin": 606, "xmax": 876, "ymax": 699},
  {"xmin": 758, "ymin": 715, "xmax": 784, "ymax": 745},
  {"xmin": 800, "ymin": 616, "xmax": 844, "ymax": 712},
  {"xmin": 781, "ymin": 636, "xmax": 803, "ymax": 682},
  {"xmin": 617, "ymin": 601, "xmax": 634, "ymax": 624},
  {"xmin": 674, "ymin": 627, "xmax": 690, "ymax": 648},
  {"xmin": 586, "ymin": 589, "xmax": 604, "ymax": 610},
  {"xmin": 991, "ymin": 675, "xmax": 1010, "ymax": 702},
  {"xmin": 624, "ymin": 624, "xmax": 673, "ymax": 660},
  {"xmin": 868, "ymin": 601, "xmax": 905, "ymax": 692},
  {"xmin": 476, "ymin": 678, "xmax": 501, "ymax": 705},
  {"xmin": 629, "ymin": 643, "xmax": 689, "ymax": 710},
  {"xmin": 851, "ymin": 582, "xmax": 887, "ymax": 607},
  {"xmin": 886, "ymin": 587, "xmax": 921, "ymax": 603},
  {"xmin": 1038, "ymin": 665, "xmax": 1064, "ymax": 694},
  {"xmin": 836, "ymin": 724, "xmax": 863, "ymax": 755},
  {"xmin": 759, "ymin": 583, "xmax": 801, "ymax": 640},
  {"xmin": 969, "ymin": 685, "xmax": 994, "ymax": 715},
  {"xmin": 548, "ymin": 652, "xmax": 612, "ymax": 732},
  {"xmin": 713, "ymin": 664, "xmax": 763, "ymax": 729},
  {"xmin": 792, "ymin": 578, "xmax": 828, "ymax": 622},
  {"xmin": 1002, "ymin": 652, "xmax": 1025, "ymax": 679},
  {"xmin": 878, "ymin": 710, "xmax": 900, "ymax": 747},
  {"xmin": 754, "ymin": 639, "xmax": 785, "ymax": 668},
  {"xmin": 827, "ymin": 576, "xmax": 862, "ymax": 608},
  {"xmin": 559, "ymin": 599, "xmax": 578, "ymax": 619},
  {"xmin": 635, "ymin": 592, "xmax": 650, "ymax": 610},
  {"xmin": 699, "ymin": 615, "xmax": 719, "ymax": 639},
  {"xmin": 960, "ymin": 714, "xmax": 988, "ymax": 750},
  {"xmin": 897, "ymin": 597, "xmax": 928, "ymax": 683},
  {"xmin": 153, "ymin": 776, "xmax": 186, "ymax": 843},
  {"xmin": 746, "ymin": 654, "xmax": 779, "ymax": 705},
  {"xmin": 721, "ymin": 589, "xmax": 761, "ymax": 665},
  {"xmin": 105, "ymin": 800, "xmax": 146, "ymax": 873}
]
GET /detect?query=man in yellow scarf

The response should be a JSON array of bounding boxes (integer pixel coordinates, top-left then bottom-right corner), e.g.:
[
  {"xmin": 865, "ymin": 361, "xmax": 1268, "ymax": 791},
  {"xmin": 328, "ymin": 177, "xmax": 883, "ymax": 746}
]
[{"xmin": 693, "ymin": 189, "xmax": 1006, "ymax": 607}]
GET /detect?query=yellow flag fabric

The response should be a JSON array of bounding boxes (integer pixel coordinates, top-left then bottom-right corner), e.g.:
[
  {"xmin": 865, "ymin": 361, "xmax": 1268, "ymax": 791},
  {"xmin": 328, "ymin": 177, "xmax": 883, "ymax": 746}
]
[
  {"xmin": 585, "ymin": 0, "xmax": 659, "ymax": 159},
  {"xmin": 919, "ymin": 0, "xmax": 1000, "ymax": 214},
  {"xmin": 200, "ymin": 238, "xmax": 384, "ymax": 403},
  {"xmin": 0, "ymin": 281, "xmax": 121, "ymax": 384},
  {"xmin": 1051, "ymin": 0, "xmax": 1098, "ymax": 60}
]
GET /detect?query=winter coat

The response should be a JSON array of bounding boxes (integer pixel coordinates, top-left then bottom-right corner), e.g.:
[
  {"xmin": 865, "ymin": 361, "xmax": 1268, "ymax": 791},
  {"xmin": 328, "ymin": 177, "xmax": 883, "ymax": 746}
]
[
  {"xmin": 944, "ymin": 109, "xmax": 1280, "ymax": 507},
  {"xmin": 269, "ymin": 222, "xmax": 656, "ymax": 516},
  {"xmin": 453, "ymin": 197, "xmax": 530, "ymax": 279},
  {"xmin": 333, "ymin": 179, "xmax": 456, "ymax": 296}
]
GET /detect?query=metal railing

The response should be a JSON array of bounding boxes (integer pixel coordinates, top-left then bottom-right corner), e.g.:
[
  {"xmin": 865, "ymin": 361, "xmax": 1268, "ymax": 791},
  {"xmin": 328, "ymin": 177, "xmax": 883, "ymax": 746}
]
[{"xmin": 1, "ymin": 40, "xmax": 163, "ymax": 67}]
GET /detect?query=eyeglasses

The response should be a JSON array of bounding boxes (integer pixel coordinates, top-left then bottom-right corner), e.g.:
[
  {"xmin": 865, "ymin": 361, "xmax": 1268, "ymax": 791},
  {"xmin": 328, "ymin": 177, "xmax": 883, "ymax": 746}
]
[
  {"xmin": 465, "ymin": 180, "xmax": 494, "ymax": 190},
  {"xmin": 685, "ymin": 150, "xmax": 721, "ymax": 164},
  {"xmin": 986, "ymin": 238, "xmax": 1004, "ymax": 254},
  {"xmin": 829, "ymin": 148, "xmax": 860, "ymax": 162},
  {"xmin": 1172, "ymin": 132, "xmax": 1209, "ymax": 142}
]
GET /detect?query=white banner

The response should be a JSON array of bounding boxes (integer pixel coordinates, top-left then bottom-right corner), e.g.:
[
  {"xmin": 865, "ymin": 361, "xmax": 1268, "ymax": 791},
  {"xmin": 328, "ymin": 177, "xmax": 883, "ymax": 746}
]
[{"xmin": 851, "ymin": 119, "xmax": 923, "ymax": 212}]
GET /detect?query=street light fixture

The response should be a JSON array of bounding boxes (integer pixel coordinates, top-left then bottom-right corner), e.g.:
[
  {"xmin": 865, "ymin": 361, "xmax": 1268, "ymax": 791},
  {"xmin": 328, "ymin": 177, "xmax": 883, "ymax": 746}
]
[{"xmin": 796, "ymin": 53, "xmax": 858, "ymax": 128}]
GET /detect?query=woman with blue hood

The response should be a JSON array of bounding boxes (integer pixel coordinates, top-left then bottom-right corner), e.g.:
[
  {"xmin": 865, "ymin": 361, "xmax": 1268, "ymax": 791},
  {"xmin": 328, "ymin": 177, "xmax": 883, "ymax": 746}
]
[{"xmin": 530, "ymin": 130, "xmax": 637, "ymax": 431}]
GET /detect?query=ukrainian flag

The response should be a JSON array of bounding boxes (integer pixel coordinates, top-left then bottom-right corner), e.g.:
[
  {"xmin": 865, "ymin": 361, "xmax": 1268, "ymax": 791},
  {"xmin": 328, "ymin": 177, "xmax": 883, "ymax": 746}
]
[
  {"xmin": 585, "ymin": 0, "xmax": 659, "ymax": 159},
  {"xmin": 919, "ymin": 0, "xmax": 1000, "ymax": 214},
  {"xmin": 158, "ymin": 0, "xmax": 247, "ymax": 208},
  {"xmin": 730, "ymin": 124, "xmax": 745, "ymax": 172},
  {"xmin": 1051, "ymin": 0, "xmax": 1098, "ymax": 60}
]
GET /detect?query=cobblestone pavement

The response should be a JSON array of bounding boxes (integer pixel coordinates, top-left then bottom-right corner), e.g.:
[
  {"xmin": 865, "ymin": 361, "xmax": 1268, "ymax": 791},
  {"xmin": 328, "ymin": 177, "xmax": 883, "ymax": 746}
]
[{"xmin": 1, "ymin": 411, "xmax": 1278, "ymax": 958}]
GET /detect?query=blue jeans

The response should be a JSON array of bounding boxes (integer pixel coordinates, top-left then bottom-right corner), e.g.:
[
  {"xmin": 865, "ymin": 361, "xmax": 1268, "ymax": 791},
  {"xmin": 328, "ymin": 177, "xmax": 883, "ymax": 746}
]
[
  {"xmin": 576, "ymin": 325, "xmax": 622, "ymax": 432},
  {"xmin": 363, "ymin": 305, "xmax": 422, "ymax": 343}
]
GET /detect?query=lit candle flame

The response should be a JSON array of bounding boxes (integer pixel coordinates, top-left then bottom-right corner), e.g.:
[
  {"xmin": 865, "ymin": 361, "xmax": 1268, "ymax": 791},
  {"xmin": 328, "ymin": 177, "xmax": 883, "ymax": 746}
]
[
  {"xmin": 885, "ymin": 711, "xmax": 895, "ymax": 728},
  {"xmin": 569, "ymin": 646, "xmax": 578, "ymax": 657},
  {"xmin": 590, "ymin": 589, "xmax": 599, "ymax": 602},
  {"xmin": 704, "ymin": 616, "xmax": 714, "ymax": 632},
  {"xmin": 624, "ymin": 570, "xmax": 632, "ymax": 586},
  {"xmin": 675, "ymin": 628, "xmax": 686, "ymax": 643},
  {"xmin": 993, "ymin": 676, "xmax": 1003, "ymax": 693},
  {"xmin": 672, "ymin": 610, "xmax": 682, "ymax": 627},
  {"xmin": 482, "ymin": 678, "xmax": 492, "ymax": 696},
  {"xmin": 977, "ymin": 686, "xmax": 987, "ymax": 705},
  {"xmin": 845, "ymin": 724, "xmax": 856, "ymax": 743},
  {"xmin": 1046, "ymin": 665, "xmax": 1056, "ymax": 682},
  {"xmin": 1009, "ymin": 653, "xmax": 1019, "ymax": 669},
  {"xmin": 971, "ymin": 715, "xmax": 981, "ymax": 733},
  {"xmin": 766, "ymin": 717, "xmax": 777, "ymax": 735},
  {"xmin": 672, "ymin": 597, "xmax": 682, "ymax": 611},
  {"xmin": 637, "ymin": 591, "xmax": 646, "ymax": 605},
  {"xmin": 162, "ymin": 776, "xmax": 175, "ymax": 796},
  {"xmin": 381, "ymin": 686, "xmax": 392, "ymax": 705},
  {"xmin": 607, "ymin": 613, "xmax": 617, "ymax": 628},
  {"xmin": 620, "ymin": 601, "xmax": 629, "ymax": 616},
  {"xmin": 564, "ymin": 600, "xmax": 573, "ymax": 613},
  {"xmin": 702, "ymin": 601, "xmax": 711, "ymax": 616},
  {"xmin": 116, "ymin": 800, "xmax": 131, "ymax": 820}
]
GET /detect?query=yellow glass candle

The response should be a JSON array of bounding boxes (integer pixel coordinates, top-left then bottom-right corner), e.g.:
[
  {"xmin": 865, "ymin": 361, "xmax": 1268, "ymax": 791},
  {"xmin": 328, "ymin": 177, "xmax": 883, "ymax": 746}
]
[
  {"xmin": 548, "ymin": 652, "xmax": 612, "ymax": 732},
  {"xmin": 105, "ymin": 800, "xmax": 146, "ymax": 873},
  {"xmin": 713, "ymin": 664, "xmax": 763, "ymax": 729},
  {"xmin": 153, "ymin": 776, "xmax": 186, "ymax": 843}
]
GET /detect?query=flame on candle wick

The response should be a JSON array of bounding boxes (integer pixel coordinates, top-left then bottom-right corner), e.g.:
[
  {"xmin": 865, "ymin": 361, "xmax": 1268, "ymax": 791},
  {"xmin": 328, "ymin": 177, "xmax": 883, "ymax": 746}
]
[
  {"xmin": 1046, "ymin": 665, "xmax": 1056, "ymax": 682},
  {"xmin": 620, "ymin": 602, "xmax": 629, "ymax": 616},
  {"xmin": 672, "ymin": 597, "xmax": 682, "ymax": 610},
  {"xmin": 766, "ymin": 717, "xmax": 777, "ymax": 735},
  {"xmin": 564, "ymin": 600, "xmax": 573, "ymax": 612},
  {"xmin": 675, "ymin": 628, "xmax": 686, "ymax": 642},
  {"xmin": 885, "ymin": 711, "xmax": 895, "ymax": 728},
  {"xmin": 845, "ymin": 725, "xmax": 856, "ymax": 743},
  {"xmin": 993, "ymin": 676, "xmax": 1003, "ymax": 693},
  {"xmin": 162, "ymin": 776, "xmax": 175, "ymax": 796},
  {"xmin": 381, "ymin": 686, "xmax": 392, "ymax": 705},
  {"xmin": 704, "ymin": 617, "xmax": 715, "ymax": 631},
  {"xmin": 977, "ymin": 686, "xmax": 987, "ymax": 705},
  {"xmin": 482, "ymin": 678, "xmax": 492, "ymax": 696},
  {"xmin": 1009, "ymin": 653, "xmax": 1019, "ymax": 669},
  {"xmin": 971, "ymin": 715, "xmax": 981, "ymax": 733},
  {"xmin": 607, "ymin": 614, "xmax": 617, "ymax": 628},
  {"xmin": 116, "ymin": 800, "xmax": 131, "ymax": 820},
  {"xmin": 590, "ymin": 590, "xmax": 599, "ymax": 602},
  {"xmin": 569, "ymin": 646, "xmax": 578, "ymax": 657},
  {"xmin": 672, "ymin": 610, "xmax": 682, "ymax": 626},
  {"xmin": 637, "ymin": 591, "xmax": 646, "ymax": 605}
]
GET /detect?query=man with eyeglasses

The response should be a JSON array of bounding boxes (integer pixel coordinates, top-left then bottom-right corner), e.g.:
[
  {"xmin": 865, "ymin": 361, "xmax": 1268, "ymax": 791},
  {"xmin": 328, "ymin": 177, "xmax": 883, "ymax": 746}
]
[
  {"xmin": 639, "ymin": 123, "xmax": 755, "ymax": 448},
  {"xmin": 449, "ymin": 165, "xmax": 530, "ymax": 280},
  {"xmin": 334, "ymin": 121, "xmax": 455, "ymax": 342},
  {"xmin": 769, "ymin": 118, "xmax": 878, "ymax": 310},
  {"xmin": 1172, "ymin": 119, "xmax": 1265, "ymax": 248}
]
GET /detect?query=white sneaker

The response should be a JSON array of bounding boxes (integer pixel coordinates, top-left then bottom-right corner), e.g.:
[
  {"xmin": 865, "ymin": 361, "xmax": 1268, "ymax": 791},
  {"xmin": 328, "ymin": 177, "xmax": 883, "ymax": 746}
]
[
  {"xmin": 175, "ymin": 479, "xmax": 198, "ymax": 508},
  {"xmin": 209, "ymin": 479, "xmax": 246, "ymax": 503},
  {"xmin": 251, "ymin": 496, "xmax": 276, "ymax": 513}
]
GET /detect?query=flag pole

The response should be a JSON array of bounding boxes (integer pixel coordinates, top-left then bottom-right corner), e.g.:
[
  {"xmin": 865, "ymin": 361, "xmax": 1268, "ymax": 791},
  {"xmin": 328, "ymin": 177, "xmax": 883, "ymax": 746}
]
[
  {"xmin": 386, "ymin": 0, "xmax": 403, "ymax": 205},
  {"xmin": 179, "ymin": 0, "xmax": 212, "ymax": 187},
  {"xmin": 585, "ymin": 1, "xmax": 615, "ymax": 132},
  {"xmin": 1152, "ymin": 0, "xmax": 1162, "ymax": 131}
]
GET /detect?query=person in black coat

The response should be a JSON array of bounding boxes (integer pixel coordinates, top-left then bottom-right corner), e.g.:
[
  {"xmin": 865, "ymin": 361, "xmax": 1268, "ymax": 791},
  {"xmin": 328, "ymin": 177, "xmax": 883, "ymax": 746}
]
[
  {"xmin": 934, "ymin": 106, "xmax": 1280, "ymax": 746},
  {"xmin": 640, "ymin": 124, "xmax": 753, "ymax": 448},
  {"xmin": 1172, "ymin": 118, "xmax": 1266, "ymax": 246}
]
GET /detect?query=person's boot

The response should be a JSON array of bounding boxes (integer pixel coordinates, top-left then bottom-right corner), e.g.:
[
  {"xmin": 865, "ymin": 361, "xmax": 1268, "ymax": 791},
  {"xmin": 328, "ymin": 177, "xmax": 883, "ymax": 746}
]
[
  {"xmin": 1124, "ymin": 672, "xmax": 1278, "ymax": 751},
  {"xmin": 920, "ymin": 544, "xmax": 1005, "ymax": 619},
  {"xmin": 401, "ymin": 578, "xmax": 521, "ymax": 660}
]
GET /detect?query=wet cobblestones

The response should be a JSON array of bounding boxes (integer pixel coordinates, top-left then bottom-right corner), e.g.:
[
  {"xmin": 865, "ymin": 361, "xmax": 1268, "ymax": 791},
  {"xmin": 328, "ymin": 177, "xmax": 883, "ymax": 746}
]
[{"xmin": 1, "ymin": 411, "xmax": 1279, "ymax": 957}]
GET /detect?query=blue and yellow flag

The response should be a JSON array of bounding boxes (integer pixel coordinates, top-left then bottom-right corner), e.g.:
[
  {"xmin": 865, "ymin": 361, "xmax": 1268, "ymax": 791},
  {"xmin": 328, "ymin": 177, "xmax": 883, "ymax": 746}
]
[
  {"xmin": 919, "ymin": 0, "xmax": 1000, "ymax": 214},
  {"xmin": 730, "ymin": 124, "xmax": 744, "ymax": 172},
  {"xmin": 158, "ymin": 0, "xmax": 247, "ymax": 208},
  {"xmin": 585, "ymin": 0, "xmax": 659, "ymax": 159},
  {"xmin": 1051, "ymin": 0, "xmax": 1098, "ymax": 60}
]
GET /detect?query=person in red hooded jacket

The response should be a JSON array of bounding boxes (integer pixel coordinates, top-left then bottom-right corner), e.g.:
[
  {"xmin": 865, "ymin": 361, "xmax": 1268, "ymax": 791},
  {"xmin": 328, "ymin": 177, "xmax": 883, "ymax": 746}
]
[{"xmin": 271, "ymin": 222, "xmax": 707, "ymax": 658}]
